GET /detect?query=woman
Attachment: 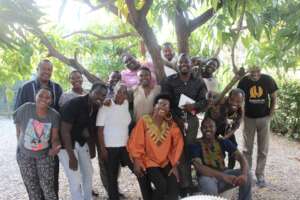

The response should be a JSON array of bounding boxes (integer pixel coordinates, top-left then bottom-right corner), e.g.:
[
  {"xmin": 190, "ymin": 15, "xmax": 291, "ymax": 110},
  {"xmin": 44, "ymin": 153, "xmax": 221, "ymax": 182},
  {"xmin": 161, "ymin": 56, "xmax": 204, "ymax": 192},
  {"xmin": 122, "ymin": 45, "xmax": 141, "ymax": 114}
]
[
  {"xmin": 127, "ymin": 94, "xmax": 184, "ymax": 200},
  {"xmin": 14, "ymin": 87, "xmax": 61, "ymax": 200}
]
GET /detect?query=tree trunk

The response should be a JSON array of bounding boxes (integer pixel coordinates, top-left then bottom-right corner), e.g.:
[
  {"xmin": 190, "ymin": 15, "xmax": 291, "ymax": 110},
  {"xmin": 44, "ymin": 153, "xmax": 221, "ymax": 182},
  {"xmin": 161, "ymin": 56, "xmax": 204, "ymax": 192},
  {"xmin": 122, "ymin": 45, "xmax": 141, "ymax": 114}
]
[{"xmin": 175, "ymin": 9, "xmax": 190, "ymax": 54}]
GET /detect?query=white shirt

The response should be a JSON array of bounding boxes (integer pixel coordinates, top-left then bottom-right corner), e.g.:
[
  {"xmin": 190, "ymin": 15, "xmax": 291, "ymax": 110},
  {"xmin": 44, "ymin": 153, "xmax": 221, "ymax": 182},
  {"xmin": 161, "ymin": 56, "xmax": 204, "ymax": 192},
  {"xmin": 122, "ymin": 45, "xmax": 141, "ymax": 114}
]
[
  {"xmin": 203, "ymin": 77, "xmax": 218, "ymax": 92},
  {"xmin": 96, "ymin": 100, "xmax": 131, "ymax": 147}
]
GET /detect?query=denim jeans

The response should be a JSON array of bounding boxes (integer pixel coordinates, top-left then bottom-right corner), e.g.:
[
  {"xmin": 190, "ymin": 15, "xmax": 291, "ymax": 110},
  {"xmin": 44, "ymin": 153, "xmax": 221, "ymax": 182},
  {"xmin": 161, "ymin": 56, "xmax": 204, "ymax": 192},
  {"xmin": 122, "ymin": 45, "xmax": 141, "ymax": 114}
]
[
  {"xmin": 58, "ymin": 142, "xmax": 93, "ymax": 200},
  {"xmin": 198, "ymin": 169, "xmax": 252, "ymax": 200}
]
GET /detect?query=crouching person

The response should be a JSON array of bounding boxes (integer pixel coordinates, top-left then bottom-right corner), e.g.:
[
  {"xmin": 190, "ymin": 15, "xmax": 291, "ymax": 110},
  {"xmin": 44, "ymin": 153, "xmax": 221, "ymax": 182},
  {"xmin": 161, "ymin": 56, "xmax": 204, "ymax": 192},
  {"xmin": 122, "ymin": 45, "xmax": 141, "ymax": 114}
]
[
  {"xmin": 190, "ymin": 117, "xmax": 252, "ymax": 200},
  {"xmin": 127, "ymin": 94, "xmax": 184, "ymax": 200}
]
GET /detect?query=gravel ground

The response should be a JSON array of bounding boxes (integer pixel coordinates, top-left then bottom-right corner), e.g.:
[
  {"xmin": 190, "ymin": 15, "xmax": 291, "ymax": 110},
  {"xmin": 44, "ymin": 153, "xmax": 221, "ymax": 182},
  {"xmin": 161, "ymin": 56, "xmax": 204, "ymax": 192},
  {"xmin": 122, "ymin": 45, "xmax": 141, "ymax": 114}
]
[{"xmin": 1, "ymin": 117, "xmax": 300, "ymax": 200}]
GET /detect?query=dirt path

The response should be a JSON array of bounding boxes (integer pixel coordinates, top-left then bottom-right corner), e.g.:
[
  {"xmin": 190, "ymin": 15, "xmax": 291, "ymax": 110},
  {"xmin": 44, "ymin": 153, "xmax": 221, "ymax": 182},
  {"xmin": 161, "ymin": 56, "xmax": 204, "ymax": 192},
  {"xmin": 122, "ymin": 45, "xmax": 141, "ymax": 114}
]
[{"xmin": 1, "ymin": 117, "xmax": 299, "ymax": 200}]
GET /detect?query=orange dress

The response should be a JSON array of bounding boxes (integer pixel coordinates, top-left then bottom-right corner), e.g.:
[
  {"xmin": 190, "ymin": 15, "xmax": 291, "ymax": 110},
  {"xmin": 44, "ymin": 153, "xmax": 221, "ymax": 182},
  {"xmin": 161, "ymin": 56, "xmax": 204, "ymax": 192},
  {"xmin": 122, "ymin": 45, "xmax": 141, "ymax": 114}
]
[{"xmin": 127, "ymin": 115, "xmax": 184, "ymax": 170}]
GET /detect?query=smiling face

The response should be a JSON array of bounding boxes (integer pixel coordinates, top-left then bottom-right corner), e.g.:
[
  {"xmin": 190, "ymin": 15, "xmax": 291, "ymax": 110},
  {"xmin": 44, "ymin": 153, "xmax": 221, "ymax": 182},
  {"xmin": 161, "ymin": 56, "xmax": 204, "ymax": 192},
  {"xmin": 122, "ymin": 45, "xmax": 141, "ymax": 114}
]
[
  {"xmin": 249, "ymin": 67, "xmax": 261, "ymax": 81},
  {"xmin": 37, "ymin": 61, "xmax": 53, "ymax": 83},
  {"xmin": 201, "ymin": 118, "xmax": 217, "ymax": 140},
  {"xmin": 228, "ymin": 92, "xmax": 244, "ymax": 112},
  {"xmin": 89, "ymin": 87, "xmax": 107, "ymax": 108},
  {"xmin": 177, "ymin": 54, "xmax": 192, "ymax": 75},
  {"xmin": 69, "ymin": 71, "xmax": 83, "ymax": 90},
  {"xmin": 35, "ymin": 88, "xmax": 52, "ymax": 108},
  {"xmin": 114, "ymin": 85, "xmax": 127, "ymax": 104},
  {"xmin": 162, "ymin": 47, "xmax": 174, "ymax": 61},
  {"xmin": 138, "ymin": 68, "xmax": 151, "ymax": 87},
  {"xmin": 153, "ymin": 98, "xmax": 170, "ymax": 118}
]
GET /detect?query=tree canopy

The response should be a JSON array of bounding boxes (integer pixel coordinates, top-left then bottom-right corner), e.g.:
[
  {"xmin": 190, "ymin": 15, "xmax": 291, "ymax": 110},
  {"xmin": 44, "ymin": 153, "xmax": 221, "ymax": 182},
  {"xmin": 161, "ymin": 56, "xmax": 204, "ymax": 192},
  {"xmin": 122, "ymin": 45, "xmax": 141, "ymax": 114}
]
[{"xmin": 0, "ymin": 0, "xmax": 299, "ymax": 91}]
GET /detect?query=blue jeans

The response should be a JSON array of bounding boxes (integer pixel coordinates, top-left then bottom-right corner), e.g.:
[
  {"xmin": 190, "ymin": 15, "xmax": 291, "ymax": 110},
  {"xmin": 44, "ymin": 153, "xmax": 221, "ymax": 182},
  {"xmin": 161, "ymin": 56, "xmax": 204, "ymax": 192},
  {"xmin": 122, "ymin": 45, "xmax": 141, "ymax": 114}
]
[{"xmin": 198, "ymin": 169, "xmax": 252, "ymax": 200}]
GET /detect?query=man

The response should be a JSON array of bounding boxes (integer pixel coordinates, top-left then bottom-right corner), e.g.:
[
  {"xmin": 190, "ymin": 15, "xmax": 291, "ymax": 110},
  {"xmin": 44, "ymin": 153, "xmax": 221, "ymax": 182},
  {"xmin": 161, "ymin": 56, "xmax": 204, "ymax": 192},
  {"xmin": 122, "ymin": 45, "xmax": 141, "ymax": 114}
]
[
  {"xmin": 161, "ymin": 42, "xmax": 177, "ymax": 76},
  {"xmin": 14, "ymin": 59, "xmax": 62, "ymax": 197},
  {"xmin": 121, "ymin": 53, "xmax": 156, "ymax": 89},
  {"xmin": 107, "ymin": 71, "xmax": 122, "ymax": 99},
  {"xmin": 190, "ymin": 117, "xmax": 252, "ymax": 200},
  {"xmin": 162, "ymin": 53, "xmax": 207, "ymax": 195},
  {"xmin": 205, "ymin": 88, "xmax": 245, "ymax": 169},
  {"xmin": 202, "ymin": 58, "xmax": 220, "ymax": 93},
  {"xmin": 237, "ymin": 65, "xmax": 278, "ymax": 187},
  {"xmin": 15, "ymin": 59, "xmax": 62, "ymax": 111},
  {"xmin": 59, "ymin": 83, "xmax": 107, "ymax": 200}
]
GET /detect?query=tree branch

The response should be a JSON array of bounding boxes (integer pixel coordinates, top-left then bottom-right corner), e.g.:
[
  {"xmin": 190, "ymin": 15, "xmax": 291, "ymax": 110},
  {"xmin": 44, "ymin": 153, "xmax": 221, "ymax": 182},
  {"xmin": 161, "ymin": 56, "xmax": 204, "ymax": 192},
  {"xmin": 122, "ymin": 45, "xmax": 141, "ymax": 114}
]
[
  {"xmin": 189, "ymin": 8, "xmax": 215, "ymax": 32},
  {"xmin": 63, "ymin": 30, "xmax": 138, "ymax": 40},
  {"xmin": 231, "ymin": 0, "xmax": 246, "ymax": 74},
  {"xmin": 29, "ymin": 27, "xmax": 103, "ymax": 84}
]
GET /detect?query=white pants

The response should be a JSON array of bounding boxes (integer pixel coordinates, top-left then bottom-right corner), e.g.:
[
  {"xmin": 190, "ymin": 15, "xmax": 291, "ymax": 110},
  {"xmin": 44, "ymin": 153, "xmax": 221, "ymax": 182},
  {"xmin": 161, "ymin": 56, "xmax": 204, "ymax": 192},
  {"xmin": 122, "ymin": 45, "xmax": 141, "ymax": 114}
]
[{"xmin": 58, "ymin": 142, "xmax": 93, "ymax": 200}]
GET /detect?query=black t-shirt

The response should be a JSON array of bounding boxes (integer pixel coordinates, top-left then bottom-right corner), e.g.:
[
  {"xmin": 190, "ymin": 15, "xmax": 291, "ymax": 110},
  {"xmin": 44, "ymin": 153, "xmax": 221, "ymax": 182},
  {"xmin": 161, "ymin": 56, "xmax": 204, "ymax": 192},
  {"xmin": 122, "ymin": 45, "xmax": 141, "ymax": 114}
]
[
  {"xmin": 60, "ymin": 95, "xmax": 97, "ymax": 147},
  {"xmin": 237, "ymin": 74, "xmax": 278, "ymax": 118}
]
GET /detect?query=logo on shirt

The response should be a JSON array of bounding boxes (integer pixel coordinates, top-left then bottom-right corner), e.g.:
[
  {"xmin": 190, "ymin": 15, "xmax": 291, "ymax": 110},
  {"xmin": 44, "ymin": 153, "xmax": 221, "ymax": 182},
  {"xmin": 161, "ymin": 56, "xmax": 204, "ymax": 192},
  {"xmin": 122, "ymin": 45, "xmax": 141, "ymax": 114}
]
[{"xmin": 249, "ymin": 86, "xmax": 263, "ymax": 98}]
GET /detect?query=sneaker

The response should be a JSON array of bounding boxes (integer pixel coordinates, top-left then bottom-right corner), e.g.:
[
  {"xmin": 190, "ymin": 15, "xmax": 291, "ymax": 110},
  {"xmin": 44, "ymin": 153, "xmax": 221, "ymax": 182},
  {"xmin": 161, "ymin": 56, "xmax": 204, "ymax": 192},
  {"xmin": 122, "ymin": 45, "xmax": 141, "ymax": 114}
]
[{"xmin": 256, "ymin": 178, "xmax": 267, "ymax": 188}]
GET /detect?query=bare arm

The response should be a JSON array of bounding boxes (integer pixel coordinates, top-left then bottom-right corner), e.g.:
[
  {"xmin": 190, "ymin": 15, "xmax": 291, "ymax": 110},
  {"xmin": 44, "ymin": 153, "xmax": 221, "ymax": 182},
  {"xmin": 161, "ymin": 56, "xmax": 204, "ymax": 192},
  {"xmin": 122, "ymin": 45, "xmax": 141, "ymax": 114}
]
[
  {"xmin": 60, "ymin": 121, "xmax": 75, "ymax": 159},
  {"xmin": 269, "ymin": 91, "xmax": 277, "ymax": 116},
  {"xmin": 48, "ymin": 127, "xmax": 62, "ymax": 156},
  {"xmin": 234, "ymin": 150, "xmax": 249, "ymax": 176},
  {"xmin": 97, "ymin": 126, "xmax": 108, "ymax": 160}
]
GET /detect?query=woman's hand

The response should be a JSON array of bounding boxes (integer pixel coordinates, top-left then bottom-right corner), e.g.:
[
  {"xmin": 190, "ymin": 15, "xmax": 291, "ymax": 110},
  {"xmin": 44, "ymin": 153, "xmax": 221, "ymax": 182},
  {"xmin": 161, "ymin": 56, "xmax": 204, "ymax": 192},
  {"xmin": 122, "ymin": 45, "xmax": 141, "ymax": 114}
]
[
  {"xmin": 168, "ymin": 166, "xmax": 180, "ymax": 182},
  {"xmin": 48, "ymin": 144, "xmax": 61, "ymax": 156}
]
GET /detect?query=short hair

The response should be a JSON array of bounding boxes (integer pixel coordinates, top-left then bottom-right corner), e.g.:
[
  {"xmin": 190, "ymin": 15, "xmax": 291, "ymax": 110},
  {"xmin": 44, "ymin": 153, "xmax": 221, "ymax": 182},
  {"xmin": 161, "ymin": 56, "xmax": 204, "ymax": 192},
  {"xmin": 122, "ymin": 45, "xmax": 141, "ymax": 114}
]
[
  {"xmin": 90, "ymin": 82, "xmax": 107, "ymax": 93},
  {"xmin": 162, "ymin": 42, "xmax": 173, "ymax": 49},
  {"xmin": 37, "ymin": 86, "xmax": 52, "ymax": 97},
  {"xmin": 207, "ymin": 58, "xmax": 220, "ymax": 69},
  {"xmin": 69, "ymin": 70, "xmax": 82, "ymax": 79},
  {"xmin": 229, "ymin": 88, "xmax": 245, "ymax": 98},
  {"xmin": 138, "ymin": 66, "xmax": 151, "ymax": 74},
  {"xmin": 113, "ymin": 82, "xmax": 126, "ymax": 95},
  {"xmin": 153, "ymin": 93, "xmax": 172, "ymax": 107},
  {"xmin": 177, "ymin": 53, "xmax": 192, "ymax": 66},
  {"xmin": 201, "ymin": 116, "xmax": 216, "ymax": 127},
  {"xmin": 38, "ymin": 59, "xmax": 53, "ymax": 69}
]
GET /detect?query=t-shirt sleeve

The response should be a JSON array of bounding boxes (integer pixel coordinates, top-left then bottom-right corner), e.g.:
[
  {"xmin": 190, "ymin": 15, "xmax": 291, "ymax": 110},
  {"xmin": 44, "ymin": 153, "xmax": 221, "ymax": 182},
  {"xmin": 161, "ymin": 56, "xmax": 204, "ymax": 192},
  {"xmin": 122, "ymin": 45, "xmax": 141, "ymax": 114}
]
[
  {"xmin": 266, "ymin": 76, "xmax": 278, "ymax": 94},
  {"xmin": 51, "ymin": 111, "xmax": 60, "ymax": 129},
  {"xmin": 60, "ymin": 100, "xmax": 77, "ymax": 123},
  {"xmin": 220, "ymin": 139, "xmax": 237, "ymax": 155},
  {"xmin": 13, "ymin": 103, "xmax": 28, "ymax": 124},
  {"xmin": 96, "ymin": 106, "xmax": 106, "ymax": 127}
]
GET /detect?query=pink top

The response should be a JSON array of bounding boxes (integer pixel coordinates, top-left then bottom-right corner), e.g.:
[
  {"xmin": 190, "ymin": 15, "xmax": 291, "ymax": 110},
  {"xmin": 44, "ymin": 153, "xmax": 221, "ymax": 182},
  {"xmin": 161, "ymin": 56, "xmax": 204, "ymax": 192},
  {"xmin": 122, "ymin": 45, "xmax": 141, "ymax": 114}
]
[{"xmin": 121, "ymin": 61, "xmax": 157, "ymax": 89}]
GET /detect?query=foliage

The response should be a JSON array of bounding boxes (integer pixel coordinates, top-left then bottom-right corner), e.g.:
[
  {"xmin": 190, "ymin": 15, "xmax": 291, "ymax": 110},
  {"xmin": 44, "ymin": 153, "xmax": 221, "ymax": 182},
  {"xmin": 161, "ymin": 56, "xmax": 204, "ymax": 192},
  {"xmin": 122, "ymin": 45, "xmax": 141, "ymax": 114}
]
[{"xmin": 271, "ymin": 79, "xmax": 300, "ymax": 140}]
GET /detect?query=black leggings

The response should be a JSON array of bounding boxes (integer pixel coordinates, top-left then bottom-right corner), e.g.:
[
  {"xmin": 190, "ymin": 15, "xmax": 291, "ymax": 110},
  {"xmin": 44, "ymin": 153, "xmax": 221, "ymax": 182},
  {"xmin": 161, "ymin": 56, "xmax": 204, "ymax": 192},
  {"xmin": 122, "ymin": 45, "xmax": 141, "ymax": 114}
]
[{"xmin": 146, "ymin": 164, "xmax": 179, "ymax": 200}]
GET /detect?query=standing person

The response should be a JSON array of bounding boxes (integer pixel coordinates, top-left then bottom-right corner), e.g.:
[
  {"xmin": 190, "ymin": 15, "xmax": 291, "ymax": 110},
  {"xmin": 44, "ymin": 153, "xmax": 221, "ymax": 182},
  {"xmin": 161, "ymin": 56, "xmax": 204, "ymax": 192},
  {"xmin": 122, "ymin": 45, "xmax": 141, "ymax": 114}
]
[
  {"xmin": 162, "ymin": 53, "xmax": 207, "ymax": 195},
  {"xmin": 58, "ymin": 70, "xmax": 87, "ymax": 107},
  {"xmin": 237, "ymin": 65, "xmax": 278, "ymax": 187},
  {"xmin": 190, "ymin": 117, "xmax": 252, "ymax": 200},
  {"xmin": 14, "ymin": 59, "xmax": 62, "ymax": 197},
  {"xmin": 202, "ymin": 58, "xmax": 220, "ymax": 93},
  {"xmin": 161, "ymin": 42, "xmax": 177, "ymax": 76},
  {"xmin": 121, "ymin": 53, "xmax": 156, "ymax": 89},
  {"xmin": 132, "ymin": 67, "xmax": 161, "ymax": 122},
  {"xmin": 59, "ymin": 83, "xmax": 107, "ymax": 200},
  {"xmin": 14, "ymin": 88, "xmax": 61, "ymax": 200},
  {"xmin": 96, "ymin": 83, "xmax": 140, "ymax": 200},
  {"xmin": 127, "ymin": 94, "xmax": 184, "ymax": 200},
  {"xmin": 205, "ymin": 89, "xmax": 245, "ymax": 169},
  {"xmin": 107, "ymin": 71, "xmax": 122, "ymax": 99}
]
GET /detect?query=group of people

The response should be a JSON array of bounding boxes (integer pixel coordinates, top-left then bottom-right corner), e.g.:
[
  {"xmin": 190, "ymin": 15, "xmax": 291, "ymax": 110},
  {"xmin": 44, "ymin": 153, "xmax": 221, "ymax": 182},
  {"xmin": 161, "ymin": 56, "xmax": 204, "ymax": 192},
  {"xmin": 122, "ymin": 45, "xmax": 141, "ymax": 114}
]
[{"xmin": 13, "ymin": 42, "xmax": 278, "ymax": 200}]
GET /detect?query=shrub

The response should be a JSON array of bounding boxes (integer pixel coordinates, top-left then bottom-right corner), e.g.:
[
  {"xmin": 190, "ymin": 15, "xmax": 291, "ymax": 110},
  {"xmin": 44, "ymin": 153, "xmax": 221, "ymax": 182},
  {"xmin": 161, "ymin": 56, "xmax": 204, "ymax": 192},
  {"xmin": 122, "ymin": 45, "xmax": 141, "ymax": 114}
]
[{"xmin": 271, "ymin": 80, "xmax": 300, "ymax": 140}]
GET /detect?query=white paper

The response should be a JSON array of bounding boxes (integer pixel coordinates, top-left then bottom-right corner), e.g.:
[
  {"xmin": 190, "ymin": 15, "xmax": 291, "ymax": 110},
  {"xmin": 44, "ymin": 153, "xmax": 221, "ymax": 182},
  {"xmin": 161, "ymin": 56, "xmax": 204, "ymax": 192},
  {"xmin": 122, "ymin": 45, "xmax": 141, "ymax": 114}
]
[
  {"xmin": 178, "ymin": 94, "xmax": 195, "ymax": 108},
  {"xmin": 164, "ymin": 66, "xmax": 177, "ymax": 77}
]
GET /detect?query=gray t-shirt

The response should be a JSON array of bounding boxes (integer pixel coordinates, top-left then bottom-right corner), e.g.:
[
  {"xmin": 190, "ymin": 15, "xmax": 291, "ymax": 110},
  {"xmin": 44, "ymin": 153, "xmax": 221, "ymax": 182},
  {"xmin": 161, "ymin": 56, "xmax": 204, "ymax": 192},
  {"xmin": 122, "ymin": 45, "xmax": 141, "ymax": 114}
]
[
  {"xmin": 59, "ymin": 90, "xmax": 87, "ymax": 108},
  {"xmin": 13, "ymin": 102, "xmax": 60, "ymax": 157}
]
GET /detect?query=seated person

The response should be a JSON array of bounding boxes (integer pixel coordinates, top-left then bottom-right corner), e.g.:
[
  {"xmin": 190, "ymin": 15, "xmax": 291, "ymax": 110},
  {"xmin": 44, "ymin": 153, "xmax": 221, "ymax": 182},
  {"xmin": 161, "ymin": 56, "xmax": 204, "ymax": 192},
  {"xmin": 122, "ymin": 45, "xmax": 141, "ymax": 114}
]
[
  {"xmin": 127, "ymin": 94, "xmax": 184, "ymax": 200},
  {"xmin": 189, "ymin": 117, "xmax": 252, "ymax": 200},
  {"xmin": 205, "ymin": 88, "xmax": 244, "ymax": 169}
]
